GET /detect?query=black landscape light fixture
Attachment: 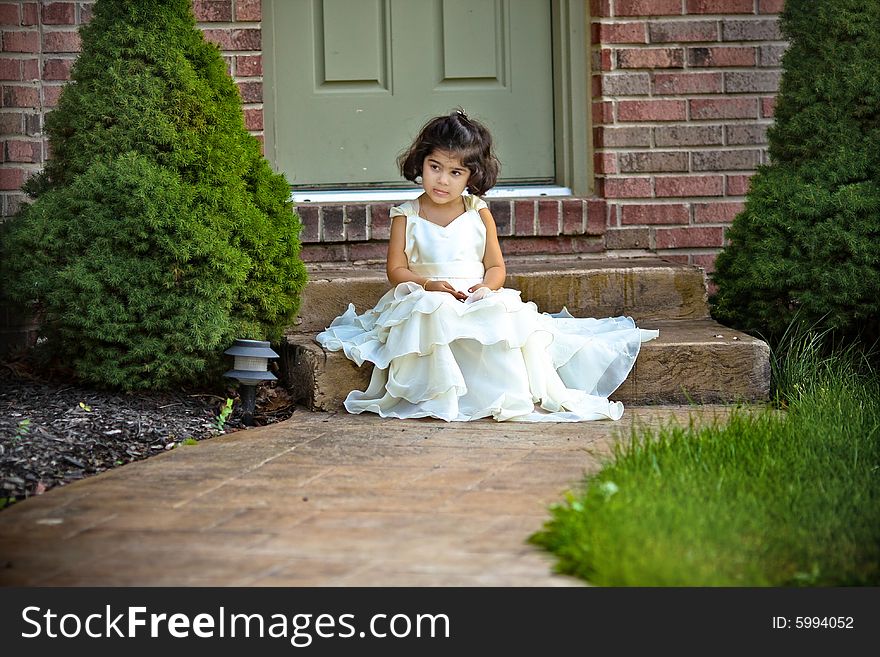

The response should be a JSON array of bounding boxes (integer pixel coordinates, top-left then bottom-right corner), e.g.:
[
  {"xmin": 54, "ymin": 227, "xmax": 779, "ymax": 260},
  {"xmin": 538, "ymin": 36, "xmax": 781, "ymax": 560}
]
[{"xmin": 223, "ymin": 339, "xmax": 279, "ymax": 425}]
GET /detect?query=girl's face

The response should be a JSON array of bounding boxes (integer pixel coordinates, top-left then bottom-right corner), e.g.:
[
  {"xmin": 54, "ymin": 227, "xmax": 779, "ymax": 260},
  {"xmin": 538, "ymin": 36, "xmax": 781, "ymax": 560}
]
[{"xmin": 420, "ymin": 150, "xmax": 471, "ymax": 206}]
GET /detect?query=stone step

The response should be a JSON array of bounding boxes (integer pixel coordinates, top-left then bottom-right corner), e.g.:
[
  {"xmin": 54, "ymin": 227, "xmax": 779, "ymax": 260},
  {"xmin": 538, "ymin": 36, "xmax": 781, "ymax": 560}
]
[
  {"xmin": 293, "ymin": 257, "xmax": 709, "ymax": 335},
  {"xmin": 280, "ymin": 318, "xmax": 770, "ymax": 411}
]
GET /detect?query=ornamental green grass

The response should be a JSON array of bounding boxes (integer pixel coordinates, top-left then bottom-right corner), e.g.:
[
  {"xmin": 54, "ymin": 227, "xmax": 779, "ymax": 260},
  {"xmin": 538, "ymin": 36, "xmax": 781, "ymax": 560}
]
[
  {"xmin": 530, "ymin": 328, "xmax": 880, "ymax": 586},
  {"xmin": 0, "ymin": 0, "xmax": 306, "ymax": 390}
]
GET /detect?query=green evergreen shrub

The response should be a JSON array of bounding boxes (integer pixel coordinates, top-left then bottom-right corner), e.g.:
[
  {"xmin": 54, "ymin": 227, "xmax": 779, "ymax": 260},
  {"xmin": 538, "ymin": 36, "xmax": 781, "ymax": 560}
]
[
  {"xmin": 0, "ymin": 0, "xmax": 307, "ymax": 390},
  {"xmin": 711, "ymin": 0, "xmax": 880, "ymax": 345}
]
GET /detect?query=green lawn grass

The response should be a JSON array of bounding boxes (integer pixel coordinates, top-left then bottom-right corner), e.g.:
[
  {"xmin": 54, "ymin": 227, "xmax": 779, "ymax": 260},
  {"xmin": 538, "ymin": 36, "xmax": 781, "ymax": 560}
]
[{"xmin": 529, "ymin": 331, "xmax": 880, "ymax": 586}]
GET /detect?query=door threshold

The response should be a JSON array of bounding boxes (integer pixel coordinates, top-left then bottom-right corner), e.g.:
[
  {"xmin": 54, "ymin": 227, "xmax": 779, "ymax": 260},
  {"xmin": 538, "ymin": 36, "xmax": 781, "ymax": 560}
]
[{"xmin": 290, "ymin": 186, "xmax": 573, "ymax": 203}]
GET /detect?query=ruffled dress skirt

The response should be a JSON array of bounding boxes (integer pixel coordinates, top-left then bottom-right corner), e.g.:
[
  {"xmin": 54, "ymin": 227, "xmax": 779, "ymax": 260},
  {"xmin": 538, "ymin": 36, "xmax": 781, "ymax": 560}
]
[{"xmin": 316, "ymin": 282, "xmax": 659, "ymax": 422}]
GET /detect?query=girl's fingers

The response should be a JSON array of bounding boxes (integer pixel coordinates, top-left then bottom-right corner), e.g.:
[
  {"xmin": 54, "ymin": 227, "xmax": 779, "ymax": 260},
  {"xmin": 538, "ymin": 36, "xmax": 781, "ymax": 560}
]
[
  {"xmin": 430, "ymin": 280, "xmax": 467, "ymax": 301},
  {"xmin": 448, "ymin": 287, "xmax": 466, "ymax": 301}
]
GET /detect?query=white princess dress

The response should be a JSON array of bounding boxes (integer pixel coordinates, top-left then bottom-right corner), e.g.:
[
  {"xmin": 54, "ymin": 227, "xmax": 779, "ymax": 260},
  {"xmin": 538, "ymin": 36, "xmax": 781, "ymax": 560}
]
[{"xmin": 316, "ymin": 195, "xmax": 659, "ymax": 422}]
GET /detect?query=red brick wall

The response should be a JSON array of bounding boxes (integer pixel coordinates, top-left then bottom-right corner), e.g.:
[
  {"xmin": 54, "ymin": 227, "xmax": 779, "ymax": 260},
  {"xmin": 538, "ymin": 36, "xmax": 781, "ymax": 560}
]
[
  {"xmin": 591, "ymin": 0, "xmax": 785, "ymax": 275},
  {"xmin": 296, "ymin": 197, "xmax": 609, "ymax": 263},
  {"xmin": 0, "ymin": 0, "xmax": 264, "ymax": 220}
]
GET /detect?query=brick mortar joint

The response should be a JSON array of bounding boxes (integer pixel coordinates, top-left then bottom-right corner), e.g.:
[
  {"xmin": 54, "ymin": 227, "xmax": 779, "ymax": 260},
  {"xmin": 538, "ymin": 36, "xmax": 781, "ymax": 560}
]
[
  {"xmin": 591, "ymin": 14, "xmax": 781, "ymax": 21},
  {"xmin": 365, "ymin": 205, "xmax": 373, "ymax": 241},
  {"xmin": 35, "ymin": 2, "xmax": 46, "ymax": 138},
  {"xmin": 598, "ymin": 62, "xmax": 781, "ymax": 77},
  {"xmin": 602, "ymin": 144, "xmax": 766, "ymax": 152},
  {"xmin": 196, "ymin": 23, "xmax": 262, "ymax": 29}
]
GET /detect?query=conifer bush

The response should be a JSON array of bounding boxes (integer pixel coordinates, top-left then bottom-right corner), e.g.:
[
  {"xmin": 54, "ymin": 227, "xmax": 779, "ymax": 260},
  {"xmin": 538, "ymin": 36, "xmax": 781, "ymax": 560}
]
[
  {"xmin": 711, "ymin": 0, "xmax": 880, "ymax": 344},
  {"xmin": 0, "ymin": 0, "xmax": 307, "ymax": 390}
]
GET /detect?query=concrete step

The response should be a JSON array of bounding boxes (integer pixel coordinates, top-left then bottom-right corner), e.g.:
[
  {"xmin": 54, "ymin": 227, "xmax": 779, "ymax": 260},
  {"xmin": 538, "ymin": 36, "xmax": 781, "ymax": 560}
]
[
  {"xmin": 293, "ymin": 257, "xmax": 709, "ymax": 335},
  {"xmin": 280, "ymin": 318, "xmax": 770, "ymax": 411}
]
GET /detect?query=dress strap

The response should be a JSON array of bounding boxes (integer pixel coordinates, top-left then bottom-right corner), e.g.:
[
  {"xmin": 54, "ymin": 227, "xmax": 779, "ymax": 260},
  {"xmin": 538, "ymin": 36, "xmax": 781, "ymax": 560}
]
[
  {"xmin": 390, "ymin": 200, "xmax": 416, "ymax": 218},
  {"xmin": 464, "ymin": 195, "xmax": 488, "ymax": 212}
]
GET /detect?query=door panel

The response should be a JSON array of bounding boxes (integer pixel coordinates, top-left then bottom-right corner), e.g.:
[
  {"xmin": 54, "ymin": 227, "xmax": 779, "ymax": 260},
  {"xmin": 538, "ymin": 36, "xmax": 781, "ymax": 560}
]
[
  {"xmin": 265, "ymin": 0, "xmax": 554, "ymax": 188},
  {"xmin": 316, "ymin": 0, "xmax": 391, "ymax": 91},
  {"xmin": 440, "ymin": 0, "xmax": 503, "ymax": 82}
]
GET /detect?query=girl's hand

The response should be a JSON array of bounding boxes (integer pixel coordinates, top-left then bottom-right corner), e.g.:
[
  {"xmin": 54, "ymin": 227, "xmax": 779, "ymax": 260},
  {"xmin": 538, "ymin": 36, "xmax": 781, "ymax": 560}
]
[
  {"xmin": 466, "ymin": 284, "xmax": 494, "ymax": 303},
  {"xmin": 425, "ymin": 279, "xmax": 467, "ymax": 301}
]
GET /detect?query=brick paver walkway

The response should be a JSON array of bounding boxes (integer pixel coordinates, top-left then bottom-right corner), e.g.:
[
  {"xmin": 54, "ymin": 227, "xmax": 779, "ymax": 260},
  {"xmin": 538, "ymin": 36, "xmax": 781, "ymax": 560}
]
[{"xmin": 0, "ymin": 406, "xmax": 739, "ymax": 586}]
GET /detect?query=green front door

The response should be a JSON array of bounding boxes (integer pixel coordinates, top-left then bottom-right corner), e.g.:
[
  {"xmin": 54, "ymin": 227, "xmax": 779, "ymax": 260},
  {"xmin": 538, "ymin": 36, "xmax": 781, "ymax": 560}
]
[{"xmin": 264, "ymin": 0, "xmax": 555, "ymax": 189}]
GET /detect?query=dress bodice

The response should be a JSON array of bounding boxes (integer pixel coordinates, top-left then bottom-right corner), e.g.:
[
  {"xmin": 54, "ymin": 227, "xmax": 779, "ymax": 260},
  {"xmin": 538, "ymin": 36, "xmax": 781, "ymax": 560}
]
[{"xmin": 390, "ymin": 195, "xmax": 488, "ymax": 290}]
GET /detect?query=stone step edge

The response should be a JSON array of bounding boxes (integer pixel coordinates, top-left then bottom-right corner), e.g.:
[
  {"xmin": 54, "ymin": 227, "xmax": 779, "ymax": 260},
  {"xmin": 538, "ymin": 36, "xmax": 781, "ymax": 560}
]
[
  {"xmin": 304, "ymin": 256, "xmax": 705, "ymax": 279},
  {"xmin": 279, "ymin": 319, "xmax": 770, "ymax": 411},
  {"xmin": 293, "ymin": 262, "xmax": 711, "ymax": 334}
]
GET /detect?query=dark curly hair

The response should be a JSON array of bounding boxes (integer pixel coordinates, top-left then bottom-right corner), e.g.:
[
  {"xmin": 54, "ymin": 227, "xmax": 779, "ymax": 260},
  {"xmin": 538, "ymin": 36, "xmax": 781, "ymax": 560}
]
[{"xmin": 397, "ymin": 109, "xmax": 501, "ymax": 196}]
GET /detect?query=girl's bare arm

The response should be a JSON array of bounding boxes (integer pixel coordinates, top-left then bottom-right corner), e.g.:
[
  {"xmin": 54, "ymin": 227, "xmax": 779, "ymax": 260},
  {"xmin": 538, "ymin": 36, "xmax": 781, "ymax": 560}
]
[
  {"xmin": 386, "ymin": 215, "xmax": 420, "ymax": 285},
  {"xmin": 474, "ymin": 208, "xmax": 506, "ymax": 291}
]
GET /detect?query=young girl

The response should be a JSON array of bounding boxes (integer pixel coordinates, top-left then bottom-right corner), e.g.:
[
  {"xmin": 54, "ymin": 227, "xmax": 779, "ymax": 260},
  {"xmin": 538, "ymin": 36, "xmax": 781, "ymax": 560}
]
[{"xmin": 316, "ymin": 110, "xmax": 658, "ymax": 422}]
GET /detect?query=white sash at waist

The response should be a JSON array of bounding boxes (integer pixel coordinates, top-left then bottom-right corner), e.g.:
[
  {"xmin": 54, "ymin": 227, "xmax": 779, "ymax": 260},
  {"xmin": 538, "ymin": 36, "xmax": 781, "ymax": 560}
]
[
  {"xmin": 410, "ymin": 261, "xmax": 485, "ymax": 280},
  {"xmin": 409, "ymin": 261, "xmax": 484, "ymax": 292}
]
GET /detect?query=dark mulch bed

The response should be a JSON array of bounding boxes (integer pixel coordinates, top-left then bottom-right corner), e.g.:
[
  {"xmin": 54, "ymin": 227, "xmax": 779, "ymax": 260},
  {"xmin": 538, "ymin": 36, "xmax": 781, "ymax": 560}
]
[{"xmin": 0, "ymin": 357, "xmax": 297, "ymax": 510}]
